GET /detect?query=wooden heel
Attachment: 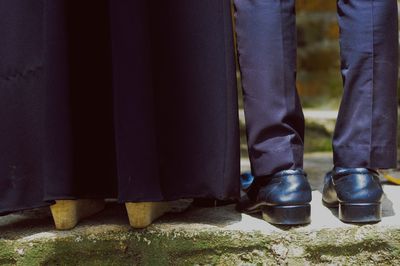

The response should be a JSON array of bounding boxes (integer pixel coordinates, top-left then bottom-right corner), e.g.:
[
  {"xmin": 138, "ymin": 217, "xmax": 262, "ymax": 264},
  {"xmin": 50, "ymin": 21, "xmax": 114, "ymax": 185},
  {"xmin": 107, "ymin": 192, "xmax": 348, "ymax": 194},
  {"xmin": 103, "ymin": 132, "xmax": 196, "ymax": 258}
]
[
  {"xmin": 50, "ymin": 199, "xmax": 105, "ymax": 230},
  {"xmin": 125, "ymin": 202, "xmax": 171, "ymax": 229}
]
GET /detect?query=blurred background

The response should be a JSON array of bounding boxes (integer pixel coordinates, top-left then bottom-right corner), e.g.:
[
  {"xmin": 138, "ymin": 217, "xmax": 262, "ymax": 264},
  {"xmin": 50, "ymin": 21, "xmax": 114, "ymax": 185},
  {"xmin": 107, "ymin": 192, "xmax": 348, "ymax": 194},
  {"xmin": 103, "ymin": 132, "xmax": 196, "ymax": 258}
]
[{"xmin": 238, "ymin": 1, "xmax": 400, "ymax": 158}]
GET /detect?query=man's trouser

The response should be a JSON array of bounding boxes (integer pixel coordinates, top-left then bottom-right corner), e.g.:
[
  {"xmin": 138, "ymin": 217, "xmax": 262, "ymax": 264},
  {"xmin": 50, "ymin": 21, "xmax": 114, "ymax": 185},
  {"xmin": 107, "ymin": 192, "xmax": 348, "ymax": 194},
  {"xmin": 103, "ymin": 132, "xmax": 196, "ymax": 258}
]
[{"xmin": 234, "ymin": 0, "xmax": 399, "ymax": 176}]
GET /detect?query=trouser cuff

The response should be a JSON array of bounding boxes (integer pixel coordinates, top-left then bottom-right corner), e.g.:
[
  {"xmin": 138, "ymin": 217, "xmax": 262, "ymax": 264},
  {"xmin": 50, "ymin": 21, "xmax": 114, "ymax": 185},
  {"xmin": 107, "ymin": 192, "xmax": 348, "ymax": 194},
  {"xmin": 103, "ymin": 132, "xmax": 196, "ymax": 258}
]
[
  {"xmin": 334, "ymin": 145, "xmax": 397, "ymax": 169},
  {"xmin": 250, "ymin": 144, "xmax": 304, "ymax": 177}
]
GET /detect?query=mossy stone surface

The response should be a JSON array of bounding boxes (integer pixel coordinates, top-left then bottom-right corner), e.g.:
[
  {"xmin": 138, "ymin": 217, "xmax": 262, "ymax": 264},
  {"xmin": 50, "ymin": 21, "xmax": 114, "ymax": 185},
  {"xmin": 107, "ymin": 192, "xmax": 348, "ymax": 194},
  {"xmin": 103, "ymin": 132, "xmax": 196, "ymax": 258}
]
[{"xmin": 1, "ymin": 225, "xmax": 400, "ymax": 265}]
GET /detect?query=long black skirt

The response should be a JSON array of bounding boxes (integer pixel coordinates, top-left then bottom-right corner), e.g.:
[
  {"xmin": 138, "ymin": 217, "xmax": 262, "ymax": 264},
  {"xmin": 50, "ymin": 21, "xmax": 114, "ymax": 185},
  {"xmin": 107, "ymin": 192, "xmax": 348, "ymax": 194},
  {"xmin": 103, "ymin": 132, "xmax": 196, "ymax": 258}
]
[{"xmin": 0, "ymin": 0, "xmax": 240, "ymax": 214}]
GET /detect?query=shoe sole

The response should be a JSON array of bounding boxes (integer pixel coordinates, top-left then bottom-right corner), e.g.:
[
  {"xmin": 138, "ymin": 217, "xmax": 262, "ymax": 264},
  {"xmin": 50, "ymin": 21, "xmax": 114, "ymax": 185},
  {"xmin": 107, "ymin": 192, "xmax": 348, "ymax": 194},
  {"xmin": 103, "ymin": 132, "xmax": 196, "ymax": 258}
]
[
  {"xmin": 322, "ymin": 200, "xmax": 381, "ymax": 223},
  {"xmin": 339, "ymin": 203, "xmax": 381, "ymax": 223},
  {"xmin": 262, "ymin": 204, "xmax": 311, "ymax": 225}
]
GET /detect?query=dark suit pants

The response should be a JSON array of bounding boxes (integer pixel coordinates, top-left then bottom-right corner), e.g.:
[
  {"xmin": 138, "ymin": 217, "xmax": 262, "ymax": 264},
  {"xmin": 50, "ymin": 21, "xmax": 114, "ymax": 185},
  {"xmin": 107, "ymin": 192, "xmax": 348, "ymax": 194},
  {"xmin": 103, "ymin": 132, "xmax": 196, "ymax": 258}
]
[{"xmin": 234, "ymin": 0, "xmax": 399, "ymax": 176}]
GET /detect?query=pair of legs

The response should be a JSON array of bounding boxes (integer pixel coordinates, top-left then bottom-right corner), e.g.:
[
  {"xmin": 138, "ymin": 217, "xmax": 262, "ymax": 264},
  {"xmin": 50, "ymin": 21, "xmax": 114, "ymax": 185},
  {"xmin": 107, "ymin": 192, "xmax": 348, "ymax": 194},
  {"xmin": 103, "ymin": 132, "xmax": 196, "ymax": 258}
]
[
  {"xmin": 234, "ymin": 0, "xmax": 398, "ymax": 224},
  {"xmin": 235, "ymin": 0, "xmax": 398, "ymax": 176}
]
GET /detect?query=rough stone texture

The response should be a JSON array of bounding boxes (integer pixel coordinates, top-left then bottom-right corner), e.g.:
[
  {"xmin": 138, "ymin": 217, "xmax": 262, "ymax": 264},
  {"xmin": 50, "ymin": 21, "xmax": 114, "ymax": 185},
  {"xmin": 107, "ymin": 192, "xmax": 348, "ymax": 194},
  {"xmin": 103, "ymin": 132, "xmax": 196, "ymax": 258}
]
[
  {"xmin": 2, "ymin": 153, "xmax": 400, "ymax": 265},
  {"xmin": 1, "ymin": 220, "xmax": 400, "ymax": 265}
]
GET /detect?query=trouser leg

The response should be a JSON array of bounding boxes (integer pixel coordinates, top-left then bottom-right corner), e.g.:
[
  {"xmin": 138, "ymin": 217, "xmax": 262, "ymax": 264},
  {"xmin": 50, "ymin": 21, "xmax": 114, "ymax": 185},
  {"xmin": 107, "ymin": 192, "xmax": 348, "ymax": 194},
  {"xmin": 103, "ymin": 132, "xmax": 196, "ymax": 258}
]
[
  {"xmin": 334, "ymin": 0, "xmax": 399, "ymax": 168},
  {"xmin": 234, "ymin": 0, "xmax": 304, "ymax": 176}
]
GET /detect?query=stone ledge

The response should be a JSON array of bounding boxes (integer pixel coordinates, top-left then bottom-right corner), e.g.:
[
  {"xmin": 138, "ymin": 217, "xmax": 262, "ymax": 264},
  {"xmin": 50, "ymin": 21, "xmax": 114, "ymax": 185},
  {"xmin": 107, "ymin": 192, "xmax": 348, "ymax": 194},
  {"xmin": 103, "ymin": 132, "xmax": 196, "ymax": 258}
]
[
  {"xmin": 1, "ymin": 153, "xmax": 400, "ymax": 265},
  {"xmin": 1, "ymin": 205, "xmax": 400, "ymax": 265}
]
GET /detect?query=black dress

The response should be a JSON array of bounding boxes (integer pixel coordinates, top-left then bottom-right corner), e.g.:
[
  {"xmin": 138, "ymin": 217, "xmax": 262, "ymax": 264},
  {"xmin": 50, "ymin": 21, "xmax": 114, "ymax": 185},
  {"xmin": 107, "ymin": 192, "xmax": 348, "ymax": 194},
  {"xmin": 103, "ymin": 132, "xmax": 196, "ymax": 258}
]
[{"xmin": 0, "ymin": 0, "xmax": 240, "ymax": 214}]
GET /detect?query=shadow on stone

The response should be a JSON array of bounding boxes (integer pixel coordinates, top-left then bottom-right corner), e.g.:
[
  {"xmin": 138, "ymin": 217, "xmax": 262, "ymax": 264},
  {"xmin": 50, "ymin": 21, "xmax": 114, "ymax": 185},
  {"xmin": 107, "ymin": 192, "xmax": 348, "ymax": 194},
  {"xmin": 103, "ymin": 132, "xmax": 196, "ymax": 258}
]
[
  {"xmin": 159, "ymin": 204, "xmax": 242, "ymax": 228},
  {"xmin": 0, "ymin": 208, "xmax": 54, "ymax": 240},
  {"xmin": 244, "ymin": 212, "xmax": 310, "ymax": 231}
]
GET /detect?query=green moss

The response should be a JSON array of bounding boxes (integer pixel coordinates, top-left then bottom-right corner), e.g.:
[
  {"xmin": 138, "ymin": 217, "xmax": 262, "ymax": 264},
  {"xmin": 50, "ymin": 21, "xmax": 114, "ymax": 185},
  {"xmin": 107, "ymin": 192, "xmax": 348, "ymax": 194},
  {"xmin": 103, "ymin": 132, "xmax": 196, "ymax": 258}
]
[
  {"xmin": 304, "ymin": 121, "xmax": 333, "ymax": 152},
  {"xmin": 1, "ymin": 227, "xmax": 400, "ymax": 265},
  {"xmin": 305, "ymin": 239, "xmax": 395, "ymax": 264},
  {"xmin": 0, "ymin": 242, "xmax": 16, "ymax": 265}
]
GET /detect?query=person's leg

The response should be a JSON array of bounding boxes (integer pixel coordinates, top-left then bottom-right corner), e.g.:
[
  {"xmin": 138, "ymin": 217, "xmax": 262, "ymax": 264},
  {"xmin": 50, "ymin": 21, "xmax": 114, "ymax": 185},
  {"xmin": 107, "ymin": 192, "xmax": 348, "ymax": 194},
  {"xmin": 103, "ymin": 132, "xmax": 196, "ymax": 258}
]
[
  {"xmin": 234, "ymin": 0, "xmax": 311, "ymax": 225},
  {"xmin": 323, "ymin": 0, "xmax": 398, "ymax": 223},
  {"xmin": 334, "ymin": 0, "xmax": 398, "ymax": 168},
  {"xmin": 234, "ymin": 0, "xmax": 304, "ymax": 177}
]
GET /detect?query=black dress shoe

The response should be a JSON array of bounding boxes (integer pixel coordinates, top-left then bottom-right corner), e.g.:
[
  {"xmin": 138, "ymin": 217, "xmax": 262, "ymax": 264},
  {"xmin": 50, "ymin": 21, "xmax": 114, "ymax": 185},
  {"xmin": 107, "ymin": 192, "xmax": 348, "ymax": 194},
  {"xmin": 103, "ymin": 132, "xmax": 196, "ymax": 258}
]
[
  {"xmin": 322, "ymin": 168, "xmax": 383, "ymax": 223},
  {"xmin": 236, "ymin": 169, "xmax": 312, "ymax": 225}
]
